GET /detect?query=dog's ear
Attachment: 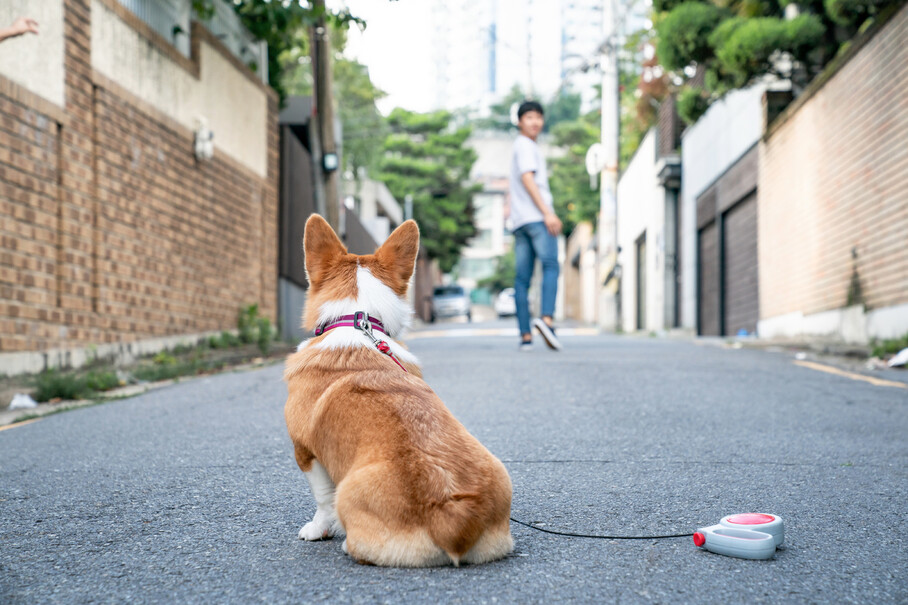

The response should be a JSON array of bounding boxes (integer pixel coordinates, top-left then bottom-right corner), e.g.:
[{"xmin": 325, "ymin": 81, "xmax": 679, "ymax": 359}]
[
  {"xmin": 375, "ymin": 220, "xmax": 420, "ymax": 285},
  {"xmin": 304, "ymin": 214, "xmax": 347, "ymax": 286}
]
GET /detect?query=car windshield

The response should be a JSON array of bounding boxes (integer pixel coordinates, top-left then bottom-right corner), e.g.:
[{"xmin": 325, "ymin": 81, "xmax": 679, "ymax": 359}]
[{"xmin": 433, "ymin": 286, "xmax": 464, "ymax": 298}]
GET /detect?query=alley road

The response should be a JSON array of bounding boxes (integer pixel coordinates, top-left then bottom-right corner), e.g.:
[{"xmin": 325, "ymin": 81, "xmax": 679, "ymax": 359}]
[{"xmin": 1, "ymin": 326, "xmax": 906, "ymax": 603}]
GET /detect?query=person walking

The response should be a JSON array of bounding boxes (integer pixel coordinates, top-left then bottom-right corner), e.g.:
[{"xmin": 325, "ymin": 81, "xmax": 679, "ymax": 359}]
[{"xmin": 509, "ymin": 100, "xmax": 562, "ymax": 352}]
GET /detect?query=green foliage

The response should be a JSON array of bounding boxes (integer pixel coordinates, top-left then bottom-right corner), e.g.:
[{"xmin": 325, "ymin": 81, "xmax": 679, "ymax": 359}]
[
  {"xmin": 472, "ymin": 85, "xmax": 581, "ymax": 133},
  {"xmin": 32, "ymin": 369, "xmax": 120, "ymax": 403},
  {"xmin": 548, "ymin": 113, "xmax": 602, "ymax": 236},
  {"xmin": 334, "ymin": 58, "xmax": 388, "ymax": 175},
  {"xmin": 132, "ymin": 357, "xmax": 215, "ymax": 383},
  {"xmin": 280, "ymin": 25, "xmax": 387, "ymax": 176},
  {"xmin": 153, "ymin": 352, "xmax": 177, "ymax": 366},
  {"xmin": 713, "ymin": 15, "xmax": 825, "ymax": 87},
  {"xmin": 656, "ymin": 2, "xmax": 726, "ymax": 71},
  {"xmin": 825, "ymin": 0, "xmax": 890, "ymax": 25},
  {"xmin": 192, "ymin": 0, "xmax": 365, "ymax": 105},
  {"xmin": 652, "ymin": 0, "xmax": 891, "ymax": 124},
  {"xmin": 477, "ymin": 250, "xmax": 516, "ymax": 294},
  {"xmin": 473, "ymin": 85, "xmax": 525, "ymax": 131},
  {"xmin": 677, "ymin": 87, "xmax": 711, "ymax": 124},
  {"xmin": 209, "ymin": 331, "xmax": 241, "ymax": 349},
  {"xmin": 377, "ymin": 109, "xmax": 479, "ymax": 274},
  {"xmin": 237, "ymin": 304, "xmax": 275, "ymax": 355},
  {"xmin": 871, "ymin": 333, "xmax": 908, "ymax": 359},
  {"xmin": 544, "ymin": 92, "xmax": 583, "ymax": 132},
  {"xmin": 653, "ymin": 0, "xmax": 697, "ymax": 12}
]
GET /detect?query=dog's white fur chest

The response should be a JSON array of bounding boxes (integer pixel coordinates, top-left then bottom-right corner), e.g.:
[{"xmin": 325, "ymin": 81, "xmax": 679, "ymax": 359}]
[{"xmin": 298, "ymin": 266, "xmax": 419, "ymax": 365}]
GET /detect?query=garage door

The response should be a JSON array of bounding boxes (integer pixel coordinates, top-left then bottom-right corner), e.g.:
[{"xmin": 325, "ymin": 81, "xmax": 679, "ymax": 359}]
[
  {"xmin": 698, "ymin": 222, "xmax": 719, "ymax": 336},
  {"xmin": 722, "ymin": 193, "xmax": 759, "ymax": 336}
]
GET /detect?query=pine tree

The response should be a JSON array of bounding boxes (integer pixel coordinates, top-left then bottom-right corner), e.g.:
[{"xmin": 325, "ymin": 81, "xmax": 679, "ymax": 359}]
[{"xmin": 377, "ymin": 109, "xmax": 480, "ymax": 274}]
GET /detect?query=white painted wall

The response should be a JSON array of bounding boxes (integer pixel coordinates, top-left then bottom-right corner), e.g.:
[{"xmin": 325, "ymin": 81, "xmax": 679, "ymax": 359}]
[
  {"xmin": 617, "ymin": 130, "xmax": 664, "ymax": 332},
  {"xmin": 0, "ymin": 0, "xmax": 65, "ymax": 107},
  {"xmin": 91, "ymin": 0, "xmax": 268, "ymax": 177},
  {"xmin": 680, "ymin": 84, "xmax": 767, "ymax": 329}
]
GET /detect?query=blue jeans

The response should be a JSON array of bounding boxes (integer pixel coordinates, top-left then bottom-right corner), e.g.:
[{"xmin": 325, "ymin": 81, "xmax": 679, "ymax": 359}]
[{"xmin": 513, "ymin": 221, "xmax": 559, "ymax": 337}]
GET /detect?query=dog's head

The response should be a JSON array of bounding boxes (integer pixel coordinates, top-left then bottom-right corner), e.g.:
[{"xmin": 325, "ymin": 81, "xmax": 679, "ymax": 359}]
[{"xmin": 302, "ymin": 214, "xmax": 419, "ymax": 337}]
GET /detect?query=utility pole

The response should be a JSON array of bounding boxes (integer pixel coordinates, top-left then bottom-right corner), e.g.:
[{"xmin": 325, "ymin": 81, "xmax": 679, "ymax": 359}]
[
  {"xmin": 311, "ymin": 0, "xmax": 340, "ymax": 231},
  {"xmin": 597, "ymin": 0, "xmax": 621, "ymax": 331}
]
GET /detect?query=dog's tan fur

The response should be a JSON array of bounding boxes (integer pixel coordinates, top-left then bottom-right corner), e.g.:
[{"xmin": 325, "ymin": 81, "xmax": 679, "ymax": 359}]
[{"xmin": 284, "ymin": 215, "xmax": 513, "ymax": 567}]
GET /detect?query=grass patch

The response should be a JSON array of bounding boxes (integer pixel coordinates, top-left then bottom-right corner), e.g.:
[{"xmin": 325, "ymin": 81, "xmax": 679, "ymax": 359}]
[
  {"xmin": 32, "ymin": 369, "xmax": 121, "ymax": 403},
  {"xmin": 871, "ymin": 332, "xmax": 908, "ymax": 358},
  {"xmin": 11, "ymin": 303, "xmax": 286, "ymax": 406},
  {"xmin": 131, "ymin": 355, "xmax": 226, "ymax": 382}
]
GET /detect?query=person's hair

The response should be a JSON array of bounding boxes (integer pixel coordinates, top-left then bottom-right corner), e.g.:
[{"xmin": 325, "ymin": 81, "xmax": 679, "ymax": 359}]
[{"xmin": 517, "ymin": 100, "xmax": 544, "ymax": 120}]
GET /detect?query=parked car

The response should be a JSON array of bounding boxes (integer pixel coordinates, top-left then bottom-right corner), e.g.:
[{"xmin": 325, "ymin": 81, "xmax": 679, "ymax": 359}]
[
  {"xmin": 429, "ymin": 285, "xmax": 471, "ymax": 322},
  {"xmin": 494, "ymin": 288, "xmax": 517, "ymax": 318}
]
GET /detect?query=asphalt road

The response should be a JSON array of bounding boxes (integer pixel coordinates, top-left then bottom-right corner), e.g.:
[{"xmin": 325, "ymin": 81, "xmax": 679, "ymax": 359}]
[{"xmin": 2, "ymin": 325, "xmax": 906, "ymax": 604}]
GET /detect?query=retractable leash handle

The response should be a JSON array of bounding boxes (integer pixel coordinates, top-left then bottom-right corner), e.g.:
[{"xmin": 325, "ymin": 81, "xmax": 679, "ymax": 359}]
[{"xmin": 693, "ymin": 513, "xmax": 784, "ymax": 560}]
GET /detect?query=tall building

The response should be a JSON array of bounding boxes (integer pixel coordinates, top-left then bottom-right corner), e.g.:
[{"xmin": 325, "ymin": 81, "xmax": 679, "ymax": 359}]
[
  {"xmin": 429, "ymin": 0, "xmax": 565, "ymax": 116},
  {"xmin": 560, "ymin": 0, "xmax": 605, "ymax": 112}
]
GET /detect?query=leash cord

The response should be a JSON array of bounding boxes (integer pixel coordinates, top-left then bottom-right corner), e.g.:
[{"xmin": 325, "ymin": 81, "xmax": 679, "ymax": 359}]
[{"xmin": 510, "ymin": 516, "xmax": 693, "ymax": 540}]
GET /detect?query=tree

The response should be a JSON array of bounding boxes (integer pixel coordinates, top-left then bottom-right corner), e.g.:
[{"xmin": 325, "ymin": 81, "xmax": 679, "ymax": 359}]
[
  {"xmin": 192, "ymin": 0, "xmax": 365, "ymax": 105},
  {"xmin": 280, "ymin": 24, "xmax": 387, "ymax": 177},
  {"xmin": 473, "ymin": 85, "xmax": 582, "ymax": 133},
  {"xmin": 376, "ymin": 109, "xmax": 480, "ymax": 273},
  {"xmin": 473, "ymin": 85, "xmax": 526, "ymax": 131},
  {"xmin": 333, "ymin": 58, "xmax": 387, "ymax": 175},
  {"xmin": 653, "ymin": 0, "xmax": 895, "ymax": 124},
  {"xmin": 548, "ymin": 111, "xmax": 601, "ymax": 237},
  {"xmin": 477, "ymin": 250, "xmax": 516, "ymax": 294}
]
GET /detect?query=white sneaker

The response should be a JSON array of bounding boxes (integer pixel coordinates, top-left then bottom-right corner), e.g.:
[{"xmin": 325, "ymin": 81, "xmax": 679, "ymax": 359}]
[
  {"xmin": 519, "ymin": 341, "xmax": 533, "ymax": 352},
  {"xmin": 533, "ymin": 318, "xmax": 562, "ymax": 351}
]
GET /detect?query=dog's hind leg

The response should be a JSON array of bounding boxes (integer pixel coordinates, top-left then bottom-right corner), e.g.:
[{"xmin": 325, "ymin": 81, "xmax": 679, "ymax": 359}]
[{"xmin": 298, "ymin": 459, "xmax": 339, "ymax": 541}]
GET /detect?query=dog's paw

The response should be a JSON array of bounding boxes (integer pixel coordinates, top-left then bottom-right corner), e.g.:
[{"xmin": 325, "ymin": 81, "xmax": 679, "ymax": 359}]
[{"xmin": 299, "ymin": 521, "xmax": 333, "ymax": 541}]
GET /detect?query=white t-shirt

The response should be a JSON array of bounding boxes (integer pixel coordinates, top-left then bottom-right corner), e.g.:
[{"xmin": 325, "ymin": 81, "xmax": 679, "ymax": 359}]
[{"xmin": 509, "ymin": 134, "xmax": 554, "ymax": 231}]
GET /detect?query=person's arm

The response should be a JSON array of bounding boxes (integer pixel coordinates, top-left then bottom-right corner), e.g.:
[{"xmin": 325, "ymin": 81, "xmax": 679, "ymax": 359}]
[
  {"xmin": 0, "ymin": 17, "xmax": 39, "ymax": 43},
  {"xmin": 520, "ymin": 172, "xmax": 562, "ymax": 236}
]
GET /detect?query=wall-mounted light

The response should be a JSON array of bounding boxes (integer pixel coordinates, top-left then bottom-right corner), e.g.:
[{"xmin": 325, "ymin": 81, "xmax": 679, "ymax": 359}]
[
  {"xmin": 194, "ymin": 117, "xmax": 214, "ymax": 162},
  {"xmin": 322, "ymin": 151, "xmax": 339, "ymax": 172}
]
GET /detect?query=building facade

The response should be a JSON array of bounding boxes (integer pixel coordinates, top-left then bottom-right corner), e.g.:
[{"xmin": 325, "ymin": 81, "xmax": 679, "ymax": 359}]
[
  {"xmin": 0, "ymin": 0, "xmax": 278, "ymax": 373},
  {"xmin": 680, "ymin": 84, "xmax": 767, "ymax": 337},
  {"xmin": 757, "ymin": 2, "xmax": 908, "ymax": 343}
]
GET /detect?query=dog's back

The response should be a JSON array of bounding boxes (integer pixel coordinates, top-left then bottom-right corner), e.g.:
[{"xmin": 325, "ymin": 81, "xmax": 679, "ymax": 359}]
[{"xmin": 284, "ymin": 216, "xmax": 513, "ymax": 566}]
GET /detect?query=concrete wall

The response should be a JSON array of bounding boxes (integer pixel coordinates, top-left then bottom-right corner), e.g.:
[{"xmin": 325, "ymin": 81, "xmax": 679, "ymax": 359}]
[
  {"xmin": 617, "ymin": 130, "xmax": 665, "ymax": 332},
  {"xmin": 91, "ymin": 0, "xmax": 267, "ymax": 177},
  {"xmin": 758, "ymin": 3, "xmax": 908, "ymax": 342},
  {"xmin": 0, "ymin": 0, "xmax": 66, "ymax": 108},
  {"xmin": 680, "ymin": 84, "xmax": 766, "ymax": 330},
  {"xmin": 0, "ymin": 0, "xmax": 278, "ymax": 368}
]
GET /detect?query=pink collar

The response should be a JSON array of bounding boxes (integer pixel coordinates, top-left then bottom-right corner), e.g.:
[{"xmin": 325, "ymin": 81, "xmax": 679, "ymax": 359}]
[
  {"xmin": 314, "ymin": 313, "xmax": 385, "ymax": 336},
  {"xmin": 314, "ymin": 312, "xmax": 408, "ymax": 373}
]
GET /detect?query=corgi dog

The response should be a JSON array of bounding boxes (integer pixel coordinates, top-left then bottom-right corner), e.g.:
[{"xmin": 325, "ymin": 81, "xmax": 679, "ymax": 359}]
[{"xmin": 283, "ymin": 215, "xmax": 514, "ymax": 567}]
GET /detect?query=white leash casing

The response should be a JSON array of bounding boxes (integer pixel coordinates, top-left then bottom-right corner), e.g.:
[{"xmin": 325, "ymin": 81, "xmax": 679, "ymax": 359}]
[{"xmin": 693, "ymin": 513, "xmax": 784, "ymax": 560}]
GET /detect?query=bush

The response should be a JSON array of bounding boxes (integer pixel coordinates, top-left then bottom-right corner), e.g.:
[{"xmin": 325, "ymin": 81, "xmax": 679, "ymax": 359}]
[
  {"xmin": 714, "ymin": 15, "xmax": 825, "ymax": 86},
  {"xmin": 237, "ymin": 304, "xmax": 275, "ymax": 354},
  {"xmin": 825, "ymin": 0, "xmax": 887, "ymax": 26},
  {"xmin": 677, "ymin": 87, "xmax": 710, "ymax": 125},
  {"xmin": 871, "ymin": 333, "xmax": 908, "ymax": 359},
  {"xmin": 32, "ymin": 369, "xmax": 119, "ymax": 403},
  {"xmin": 657, "ymin": 2, "xmax": 726, "ymax": 71}
]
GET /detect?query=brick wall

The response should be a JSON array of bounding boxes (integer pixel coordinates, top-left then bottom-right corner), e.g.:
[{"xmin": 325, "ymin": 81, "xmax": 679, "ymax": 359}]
[
  {"xmin": 0, "ymin": 0, "xmax": 278, "ymax": 356},
  {"xmin": 759, "ymin": 3, "xmax": 908, "ymax": 321}
]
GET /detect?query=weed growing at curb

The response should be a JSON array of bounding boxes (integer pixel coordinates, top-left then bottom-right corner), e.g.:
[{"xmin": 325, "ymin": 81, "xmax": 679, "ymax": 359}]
[
  {"xmin": 14, "ymin": 303, "xmax": 285, "ymax": 404},
  {"xmin": 871, "ymin": 332, "xmax": 908, "ymax": 359},
  {"xmin": 32, "ymin": 369, "xmax": 121, "ymax": 403}
]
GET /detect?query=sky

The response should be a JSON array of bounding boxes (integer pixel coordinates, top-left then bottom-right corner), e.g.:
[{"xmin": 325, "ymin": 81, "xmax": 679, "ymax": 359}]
[{"xmin": 330, "ymin": 0, "xmax": 437, "ymax": 114}]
